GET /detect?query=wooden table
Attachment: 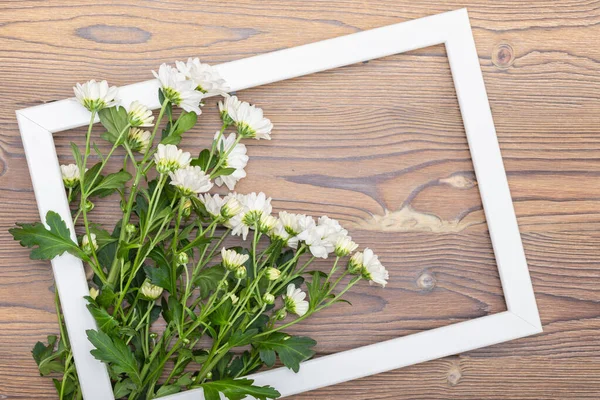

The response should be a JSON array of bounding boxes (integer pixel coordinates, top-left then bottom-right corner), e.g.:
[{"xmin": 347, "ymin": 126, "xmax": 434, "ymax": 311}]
[{"xmin": 1, "ymin": 1, "xmax": 599, "ymax": 399}]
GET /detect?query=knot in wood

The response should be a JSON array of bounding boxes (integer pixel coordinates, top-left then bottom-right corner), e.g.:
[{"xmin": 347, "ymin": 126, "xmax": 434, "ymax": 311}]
[{"xmin": 492, "ymin": 43, "xmax": 515, "ymax": 69}]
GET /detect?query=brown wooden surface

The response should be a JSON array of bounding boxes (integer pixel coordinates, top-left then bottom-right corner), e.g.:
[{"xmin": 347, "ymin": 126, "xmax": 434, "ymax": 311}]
[{"xmin": 1, "ymin": 1, "xmax": 599, "ymax": 399}]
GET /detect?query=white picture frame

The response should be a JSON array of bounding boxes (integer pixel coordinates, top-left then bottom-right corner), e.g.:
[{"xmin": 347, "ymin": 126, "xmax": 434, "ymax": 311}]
[{"xmin": 15, "ymin": 8, "xmax": 541, "ymax": 400}]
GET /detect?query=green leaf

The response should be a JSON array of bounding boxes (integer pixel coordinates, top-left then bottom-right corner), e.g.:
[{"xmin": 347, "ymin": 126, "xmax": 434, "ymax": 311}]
[
  {"xmin": 211, "ymin": 167, "xmax": 236, "ymax": 178},
  {"xmin": 179, "ymin": 233, "xmax": 212, "ymax": 253},
  {"xmin": 200, "ymin": 378, "xmax": 280, "ymax": 400},
  {"xmin": 156, "ymin": 384, "xmax": 181, "ymax": 397},
  {"xmin": 91, "ymin": 171, "xmax": 131, "ymax": 196},
  {"xmin": 70, "ymin": 142, "xmax": 83, "ymax": 170},
  {"xmin": 228, "ymin": 329, "xmax": 258, "ymax": 348},
  {"xmin": 32, "ymin": 335, "xmax": 66, "ymax": 376},
  {"xmin": 191, "ymin": 149, "xmax": 218, "ymax": 170},
  {"xmin": 98, "ymin": 106, "xmax": 129, "ymax": 144},
  {"xmin": 86, "ymin": 303, "xmax": 119, "ymax": 334},
  {"xmin": 10, "ymin": 211, "xmax": 86, "ymax": 260},
  {"xmin": 256, "ymin": 333, "xmax": 316, "ymax": 373},
  {"xmin": 86, "ymin": 329, "xmax": 142, "ymax": 386},
  {"xmin": 113, "ymin": 378, "xmax": 137, "ymax": 398},
  {"xmin": 144, "ymin": 264, "xmax": 172, "ymax": 293},
  {"xmin": 194, "ymin": 265, "xmax": 226, "ymax": 298},
  {"xmin": 174, "ymin": 111, "xmax": 197, "ymax": 134}
]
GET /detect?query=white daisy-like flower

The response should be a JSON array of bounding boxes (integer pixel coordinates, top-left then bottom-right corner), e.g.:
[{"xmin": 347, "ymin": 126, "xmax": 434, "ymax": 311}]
[
  {"xmin": 140, "ymin": 280, "xmax": 164, "ymax": 300},
  {"xmin": 227, "ymin": 192, "xmax": 272, "ymax": 240},
  {"xmin": 259, "ymin": 214, "xmax": 278, "ymax": 233},
  {"xmin": 128, "ymin": 128, "xmax": 152, "ymax": 153},
  {"xmin": 198, "ymin": 193, "xmax": 243, "ymax": 220},
  {"xmin": 154, "ymin": 144, "xmax": 191, "ymax": 174},
  {"xmin": 335, "ymin": 236, "xmax": 358, "ymax": 257},
  {"xmin": 176, "ymin": 58, "xmax": 229, "ymax": 95},
  {"xmin": 127, "ymin": 100, "xmax": 154, "ymax": 127},
  {"xmin": 218, "ymin": 95, "xmax": 242, "ymax": 125},
  {"xmin": 213, "ymin": 132, "xmax": 248, "ymax": 190},
  {"xmin": 198, "ymin": 193, "xmax": 226, "ymax": 219},
  {"xmin": 81, "ymin": 233, "xmax": 98, "ymax": 254},
  {"xmin": 269, "ymin": 220, "xmax": 291, "ymax": 244},
  {"xmin": 221, "ymin": 248, "xmax": 249, "ymax": 271},
  {"xmin": 295, "ymin": 217, "xmax": 346, "ymax": 259},
  {"xmin": 225, "ymin": 96, "xmax": 273, "ymax": 140},
  {"xmin": 153, "ymin": 64, "xmax": 203, "ymax": 114},
  {"xmin": 73, "ymin": 80, "xmax": 119, "ymax": 112},
  {"xmin": 353, "ymin": 248, "xmax": 389, "ymax": 287},
  {"xmin": 60, "ymin": 164, "xmax": 80, "ymax": 188},
  {"xmin": 280, "ymin": 212, "xmax": 316, "ymax": 249},
  {"xmin": 169, "ymin": 166, "xmax": 213, "ymax": 196},
  {"xmin": 284, "ymin": 284, "xmax": 309, "ymax": 317}
]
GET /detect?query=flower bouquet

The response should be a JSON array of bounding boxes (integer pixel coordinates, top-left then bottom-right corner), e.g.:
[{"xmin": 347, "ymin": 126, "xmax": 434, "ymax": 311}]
[{"xmin": 10, "ymin": 58, "xmax": 389, "ymax": 400}]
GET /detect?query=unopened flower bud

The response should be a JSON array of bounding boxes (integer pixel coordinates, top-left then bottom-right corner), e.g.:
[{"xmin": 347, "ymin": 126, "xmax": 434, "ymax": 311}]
[
  {"xmin": 263, "ymin": 293, "xmax": 275, "ymax": 305},
  {"xmin": 60, "ymin": 164, "xmax": 80, "ymax": 188},
  {"xmin": 182, "ymin": 338, "xmax": 190, "ymax": 345},
  {"xmin": 228, "ymin": 292, "xmax": 239, "ymax": 305},
  {"xmin": 234, "ymin": 266, "xmax": 247, "ymax": 280},
  {"xmin": 89, "ymin": 287, "xmax": 99, "ymax": 300},
  {"xmin": 149, "ymin": 332, "xmax": 158, "ymax": 339},
  {"xmin": 206, "ymin": 371, "xmax": 213, "ymax": 380},
  {"xmin": 347, "ymin": 252, "xmax": 364, "ymax": 275},
  {"xmin": 274, "ymin": 308, "xmax": 288, "ymax": 321},
  {"xmin": 335, "ymin": 236, "xmax": 358, "ymax": 257},
  {"xmin": 125, "ymin": 223, "xmax": 137, "ymax": 235},
  {"xmin": 265, "ymin": 267, "xmax": 281, "ymax": 281},
  {"xmin": 84, "ymin": 200, "xmax": 94, "ymax": 212},
  {"xmin": 258, "ymin": 214, "xmax": 278, "ymax": 234},
  {"xmin": 81, "ymin": 233, "xmax": 98, "ymax": 254},
  {"xmin": 182, "ymin": 199, "xmax": 192, "ymax": 218},
  {"xmin": 177, "ymin": 252, "xmax": 189, "ymax": 265},
  {"xmin": 140, "ymin": 280, "xmax": 164, "ymax": 300},
  {"xmin": 221, "ymin": 248, "xmax": 249, "ymax": 271}
]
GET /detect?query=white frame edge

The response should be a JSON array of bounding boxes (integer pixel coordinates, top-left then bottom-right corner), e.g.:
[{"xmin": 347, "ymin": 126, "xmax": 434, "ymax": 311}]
[{"xmin": 16, "ymin": 8, "xmax": 541, "ymax": 400}]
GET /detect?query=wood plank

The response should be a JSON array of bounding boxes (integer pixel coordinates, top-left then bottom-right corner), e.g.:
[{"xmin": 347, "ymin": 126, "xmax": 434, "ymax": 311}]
[{"xmin": 0, "ymin": 1, "xmax": 599, "ymax": 399}]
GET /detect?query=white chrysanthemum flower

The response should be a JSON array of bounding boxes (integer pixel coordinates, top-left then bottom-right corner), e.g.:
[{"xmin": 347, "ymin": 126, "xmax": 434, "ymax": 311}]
[
  {"xmin": 295, "ymin": 217, "xmax": 346, "ymax": 259},
  {"xmin": 284, "ymin": 284, "xmax": 309, "ymax": 317},
  {"xmin": 228, "ymin": 98, "xmax": 273, "ymax": 140},
  {"xmin": 213, "ymin": 132, "xmax": 248, "ymax": 190},
  {"xmin": 354, "ymin": 248, "xmax": 389, "ymax": 287},
  {"xmin": 140, "ymin": 280, "xmax": 164, "ymax": 300},
  {"xmin": 242, "ymin": 192, "xmax": 272, "ymax": 225},
  {"xmin": 81, "ymin": 233, "xmax": 98, "ymax": 254},
  {"xmin": 199, "ymin": 193, "xmax": 226, "ymax": 219},
  {"xmin": 280, "ymin": 212, "xmax": 316, "ymax": 249},
  {"xmin": 218, "ymin": 95, "xmax": 242, "ymax": 125},
  {"xmin": 73, "ymin": 80, "xmax": 119, "ymax": 112},
  {"xmin": 269, "ymin": 220, "xmax": 291, "ymax": 244},
  {"xmin": 176, "ymin": 57, "xmax": 229, "ymax": 95},
  {"xmin": 60, "ymin": 164, "xmax": 80, "ymax": 188},
  {"xmin": 127, "ymin": 100, "xmax": 154, "ymax": 127},
  {"xmin": 128, "ymin": 128, "xmax": 152, "ymax": 153},
  {"xmin": 259, "ymin": 214, "xmax": 278, "ymax": 233},
  {"xmin": 199, "ymin": 193, "xmax": 243, "ymax": 220},
  {"xmin": 169, "ymin": 166, "xmax": 213, "ymax": 196},
  {"xmin": 227, "ymin": 192, "xmax": 272, "ymax": 240},
  {"xmin": 154, "ymin": 144, "xmax": 191, "ymax": 174},
  {"xmin": 221, "ymin": 248, "xmax": 249, "ymax": 271},
  {"xmin": 335, "ymin": 236, "xmax": 358, "ymax": 257},
  {"xmin": 153, "ymin": 64, "xmax": 203, "ymax": 114},
  {"xmin": 265, "ymin": 267, "xmax": 281, "ymax": 281}
]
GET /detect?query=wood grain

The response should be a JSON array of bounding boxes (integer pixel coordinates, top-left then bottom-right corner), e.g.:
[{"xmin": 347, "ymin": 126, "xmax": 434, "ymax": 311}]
[{"xmin": 1, "ymin": 1, "xmax": 599, "ymax": 399}]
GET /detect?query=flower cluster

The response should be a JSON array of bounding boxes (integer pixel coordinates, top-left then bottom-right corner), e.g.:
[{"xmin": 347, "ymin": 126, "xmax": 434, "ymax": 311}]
[{"xmin": 14, "ymin": 59, "xmax": 391, "ymax": 400}]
